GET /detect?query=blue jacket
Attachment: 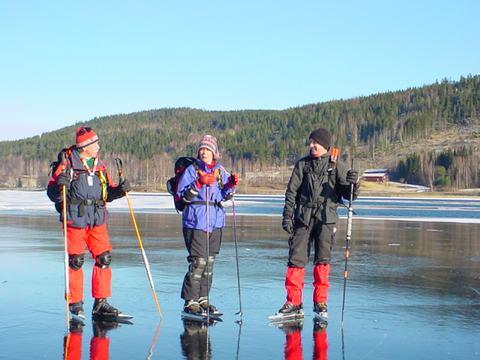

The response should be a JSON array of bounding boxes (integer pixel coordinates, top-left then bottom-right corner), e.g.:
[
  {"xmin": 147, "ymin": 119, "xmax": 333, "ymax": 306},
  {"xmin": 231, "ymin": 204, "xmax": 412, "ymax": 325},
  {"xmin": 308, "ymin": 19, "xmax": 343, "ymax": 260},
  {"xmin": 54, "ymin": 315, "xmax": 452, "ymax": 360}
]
[{"xmin": 177, "ymin": 160, "xmax": 233, "ymax": 232}]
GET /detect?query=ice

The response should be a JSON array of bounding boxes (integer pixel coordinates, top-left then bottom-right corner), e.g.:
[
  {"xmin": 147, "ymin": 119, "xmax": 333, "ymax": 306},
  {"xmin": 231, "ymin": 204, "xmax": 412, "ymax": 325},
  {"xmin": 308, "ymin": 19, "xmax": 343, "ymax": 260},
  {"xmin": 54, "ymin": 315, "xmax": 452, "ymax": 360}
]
[{"xmin": 0, "ymin": 190, "xmax": 174, "ymax": 213}]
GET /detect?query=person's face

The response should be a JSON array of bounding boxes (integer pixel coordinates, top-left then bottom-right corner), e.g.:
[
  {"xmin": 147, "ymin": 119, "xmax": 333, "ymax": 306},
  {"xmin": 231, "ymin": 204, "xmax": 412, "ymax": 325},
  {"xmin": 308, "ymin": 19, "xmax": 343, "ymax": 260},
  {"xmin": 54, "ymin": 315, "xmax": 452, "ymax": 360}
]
[
  {"xmin": 309, "ymin": 139, "xmax": 327, "ymax": 158},
  {"xmin": 81, "ymin": 141, "xmax": 100, "ymax": 158},
  {"xmin": 198, "ymin": 147, "xmax": 214, "ymax": 164}
]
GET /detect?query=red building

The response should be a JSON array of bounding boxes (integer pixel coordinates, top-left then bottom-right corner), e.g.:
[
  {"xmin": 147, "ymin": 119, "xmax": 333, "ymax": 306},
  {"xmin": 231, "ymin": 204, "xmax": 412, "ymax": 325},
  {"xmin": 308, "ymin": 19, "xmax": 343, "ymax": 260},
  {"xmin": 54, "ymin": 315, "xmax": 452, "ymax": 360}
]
[{"xmin": 362, "ymin": 169, "xmax": 389, "ymax": 183}]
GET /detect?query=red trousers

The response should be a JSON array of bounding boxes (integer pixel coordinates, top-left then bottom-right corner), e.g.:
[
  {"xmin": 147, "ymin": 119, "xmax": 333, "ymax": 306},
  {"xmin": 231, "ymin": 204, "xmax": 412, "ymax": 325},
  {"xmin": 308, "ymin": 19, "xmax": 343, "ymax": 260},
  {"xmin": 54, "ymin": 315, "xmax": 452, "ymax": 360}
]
[
  {"xmin": 313, "ymin": 328, "xmax": 328, "ymax": 360},
  {"xmin": 284, "ymin": 331, "xmax": 303, "ymax": 360},
  {"xmin": 63, "ymin": 332, "xmax": 82, "ymax": 360},
  {"xmin": 283, "ymin": 325, "xmax": 328, "ymax": 360},
  {"xmin": 67, "ymin": 223, "xmax": 112, "ymax": 303},
  {"xmin": 63, "ymin": 332, "xmax": 110, "ymax": 360},
  {"xmin": 90, "ymin": 336, "xmax": 110, "ymax": 360},
  {"xmin": 285, "ymin": 264, "xmax": 330, "ymax": 305}
]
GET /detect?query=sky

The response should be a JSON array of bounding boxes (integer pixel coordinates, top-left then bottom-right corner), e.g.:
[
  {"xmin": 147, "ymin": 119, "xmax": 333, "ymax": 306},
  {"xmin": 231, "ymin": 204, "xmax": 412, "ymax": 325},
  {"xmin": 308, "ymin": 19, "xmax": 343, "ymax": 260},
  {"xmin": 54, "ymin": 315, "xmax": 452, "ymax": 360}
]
[{"xmin": 1, "ymin": 0, "xmax": 479, "ymax": 141}]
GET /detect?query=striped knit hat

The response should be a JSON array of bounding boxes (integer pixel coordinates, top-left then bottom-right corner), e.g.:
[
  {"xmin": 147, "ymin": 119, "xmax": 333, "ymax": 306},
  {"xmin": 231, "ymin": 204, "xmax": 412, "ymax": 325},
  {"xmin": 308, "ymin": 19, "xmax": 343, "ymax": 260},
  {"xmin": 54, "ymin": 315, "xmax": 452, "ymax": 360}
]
[
  {"xmin": 197, "ymin": 135, "xmax": 219, "ymax": 159},
  {"xmin": 76, "ymin": 126, "xmax": 99, "ymax": 148}
]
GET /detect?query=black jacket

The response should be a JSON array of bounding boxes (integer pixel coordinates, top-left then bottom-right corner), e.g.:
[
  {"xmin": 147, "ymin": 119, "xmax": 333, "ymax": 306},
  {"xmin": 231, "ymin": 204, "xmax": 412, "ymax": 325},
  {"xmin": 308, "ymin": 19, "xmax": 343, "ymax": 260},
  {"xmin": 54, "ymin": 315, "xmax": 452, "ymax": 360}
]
[{"xmin": 282, "ymin": 153, "xmax": 358, "ymax": 225}]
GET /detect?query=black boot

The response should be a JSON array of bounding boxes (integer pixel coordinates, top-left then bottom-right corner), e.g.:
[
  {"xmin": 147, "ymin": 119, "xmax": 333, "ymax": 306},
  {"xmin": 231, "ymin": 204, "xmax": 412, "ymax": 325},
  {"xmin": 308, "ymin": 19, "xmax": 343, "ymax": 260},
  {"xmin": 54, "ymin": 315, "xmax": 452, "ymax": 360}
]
[
  {"xmin": 277, "ymin": 302, "xmax": 303, "ymax": 316},
  {"xmin": 182, "ymin": 319, "xmax": 208, "ymax": 334},
  {"xmin": 93, "ymin": 319, "xmax": 119, "ymax": 338},
  {"xmin": 314, "ymin": 319, "xmax": 328, "ymax": 331},
  {"xmin": 198, "ymin": 297, "xmax": 222, "ymax": 316},
  {"xmin": 183, "ymin": 300, "xmax": 203, "ymax": 315},
  {"xmin": 277, "ymin": 319, "xmax": 304, "ymax": 334},
  {"xmin": 92, "ymin": 298, "xmax": 120, "ymax": 318},
  {"xmin": 68, "ymin": 319, "xmax": 85, "ymax": 333},
  {"xmin": 313, "ymin": 302, "xmax": 328, "ymax": 320},
  {"xmin": 69, "ymin": 301, "xmax": 85, "ymax": 320}
]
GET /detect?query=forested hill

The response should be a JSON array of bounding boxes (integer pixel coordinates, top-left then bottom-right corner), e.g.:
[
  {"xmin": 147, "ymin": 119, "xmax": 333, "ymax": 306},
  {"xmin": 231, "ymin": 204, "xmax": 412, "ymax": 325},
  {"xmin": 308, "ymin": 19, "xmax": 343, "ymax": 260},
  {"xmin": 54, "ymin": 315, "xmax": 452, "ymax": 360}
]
[{"xmin": 1, "ymin": 75, "xmax": 480, "ymax": 191}]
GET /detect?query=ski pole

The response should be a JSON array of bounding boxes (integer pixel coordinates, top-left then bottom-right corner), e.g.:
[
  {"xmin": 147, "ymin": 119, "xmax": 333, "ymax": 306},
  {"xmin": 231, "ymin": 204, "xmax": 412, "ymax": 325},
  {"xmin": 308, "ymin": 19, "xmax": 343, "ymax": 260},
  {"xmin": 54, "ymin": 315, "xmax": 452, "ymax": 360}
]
[
  {"xmin": 341, "ymin": 158, "xmax": 354, "ymax": 327},
  {"xmin": 61, "ymin": 153, "xmax": 70, "ymax": 326},
  {"xmin": 205, "ymin": 185, "xmax": 210, "ymax": 325},
  {"xmin": 233, "ymin": 193, "xmax": 243, "ymax": 360},
  {"xmin": 145, "ymin": 322, "xmax": 162, "ymax": 360},
  {"xmin": 114, "ymin": 158, "xmax": 163, "ymax": 319},
  {"xmin": 63, "ymin": 332, "xmax": 71, "ymax": 360},
  {"xmin": 231, "ymin": 194, "xmax": 243, "ymax": 321},
  {"xmin": 235, "ymin": 317, "xmax": 243, "ymax": 360}
]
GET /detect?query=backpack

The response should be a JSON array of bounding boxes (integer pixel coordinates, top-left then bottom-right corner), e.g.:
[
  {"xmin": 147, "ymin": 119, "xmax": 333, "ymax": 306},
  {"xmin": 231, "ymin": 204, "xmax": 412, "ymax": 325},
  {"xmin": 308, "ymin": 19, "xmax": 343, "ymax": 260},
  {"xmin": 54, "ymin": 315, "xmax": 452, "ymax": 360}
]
[
  {"xmin": 166, "ymin": 157, "xmax": 199, "ymax": 212},
  {"xmin": 49, "ymin": 146, "xmax": 74, "ymax": 177}
]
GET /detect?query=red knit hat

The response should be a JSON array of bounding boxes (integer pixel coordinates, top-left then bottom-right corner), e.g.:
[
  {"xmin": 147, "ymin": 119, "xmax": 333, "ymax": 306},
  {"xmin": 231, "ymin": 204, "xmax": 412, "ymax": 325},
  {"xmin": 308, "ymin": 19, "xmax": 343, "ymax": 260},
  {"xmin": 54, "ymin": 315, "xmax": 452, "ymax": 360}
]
[
  {"xmin": 197, "ymin": 134, "xmax": 219, "ymax": 159},
  {"xmin": 75, "ymin": 126, "xmax": 99, "ymax": 148}
]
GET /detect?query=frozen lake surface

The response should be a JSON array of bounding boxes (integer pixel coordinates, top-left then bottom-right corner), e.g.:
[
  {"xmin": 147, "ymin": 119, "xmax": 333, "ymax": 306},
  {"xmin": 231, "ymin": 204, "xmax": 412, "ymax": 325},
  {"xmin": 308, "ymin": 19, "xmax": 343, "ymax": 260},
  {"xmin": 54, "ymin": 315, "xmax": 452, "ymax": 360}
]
[
  {"xmin": 2, "ymin": 189, "xmax": 480, "ymax": 222},
  {"xmin": 0, "ymin": 191, "xmax": 479, "ymax": 359}
]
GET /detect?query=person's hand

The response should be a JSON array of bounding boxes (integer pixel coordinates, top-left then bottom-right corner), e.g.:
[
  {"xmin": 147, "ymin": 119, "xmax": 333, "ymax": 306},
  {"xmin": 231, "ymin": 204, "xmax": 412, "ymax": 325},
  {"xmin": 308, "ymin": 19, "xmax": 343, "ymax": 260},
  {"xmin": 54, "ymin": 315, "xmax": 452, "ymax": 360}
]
[
  {"xmin": 282, "ymin": 216, "xmax": 294, "ymax": 234},
  {"xmin": 346, "ymin": 169, "xmax": 359, "ymax": 184},
  {"xmin": 198, "ymin": 172, "xmax": 216, "ymax": 186},
  {"xmin": 119, "ymin": 179, "xmax": 131, "ymax": 193},
  {"xmin": 226, "ymin": 173, "xmax": 240, "ymax": 188},
  {"xmin": 57, "ymin": 172, "xmax": 70, "ymax": 187}
]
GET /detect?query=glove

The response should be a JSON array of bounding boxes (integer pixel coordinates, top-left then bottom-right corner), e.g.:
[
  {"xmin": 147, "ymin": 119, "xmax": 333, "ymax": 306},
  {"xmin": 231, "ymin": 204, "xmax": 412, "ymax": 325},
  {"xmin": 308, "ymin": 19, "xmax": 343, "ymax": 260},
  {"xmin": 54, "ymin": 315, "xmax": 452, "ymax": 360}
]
[
  {"xmin": 56, "ymin": 172, "xmax": 70, "ymax": 187},
  {"xmin": 282, "ymin": 216, "xmax": 294, "ymax": 234},
  {"xmin": 119, "ymin": 179, "xmax": 131, "ymax": 193},
  {"xmin": 226, "ymin": 173, "xmax": 240, "ymax": 188},
  {"xmin": 346, "ymin": 169, "xmax": 359, "ymax": 184},
  {"xmin": 198, "ymin": 172, "xmax": 216, "ymax": 186}
]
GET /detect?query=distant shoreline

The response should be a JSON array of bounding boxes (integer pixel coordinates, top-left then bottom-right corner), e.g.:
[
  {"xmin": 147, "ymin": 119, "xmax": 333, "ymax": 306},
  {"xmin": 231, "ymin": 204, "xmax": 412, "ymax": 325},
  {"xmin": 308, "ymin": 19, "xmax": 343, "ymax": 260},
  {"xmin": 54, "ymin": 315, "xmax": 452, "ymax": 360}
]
[{"xmin": 2, "ymin": 187, "xmax": 480, "ymax": 200}]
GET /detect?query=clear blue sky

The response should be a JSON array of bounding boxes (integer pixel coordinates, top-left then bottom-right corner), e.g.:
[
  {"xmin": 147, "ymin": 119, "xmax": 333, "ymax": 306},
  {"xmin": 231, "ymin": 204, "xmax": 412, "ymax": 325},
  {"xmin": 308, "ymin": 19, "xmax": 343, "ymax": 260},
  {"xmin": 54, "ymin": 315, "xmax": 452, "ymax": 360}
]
[{"xmin": 1, "ymin": 0, "xmax": 479, "ymax": 141}]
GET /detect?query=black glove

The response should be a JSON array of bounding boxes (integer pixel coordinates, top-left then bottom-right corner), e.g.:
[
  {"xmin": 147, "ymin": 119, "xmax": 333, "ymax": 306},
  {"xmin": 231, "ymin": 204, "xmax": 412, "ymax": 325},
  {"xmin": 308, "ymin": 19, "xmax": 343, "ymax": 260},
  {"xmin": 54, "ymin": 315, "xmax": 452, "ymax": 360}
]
[
  {"xmin": 57, "ymin": 172, "xmax": 70, "ymax": 187},
  {"xmin": 119, "ymin": 179, "xmax": 131, "ymax": 193},
  {"xmin": 346, "ymin": 169, "xmax": 359, "ymax": 184},
  {"xmin": 223, "ymin": 192, "xmax": 234, "ymax": 202},
  {"xmin": 282, "ymin": 217, "xmax": 294, "ymax": 234}
]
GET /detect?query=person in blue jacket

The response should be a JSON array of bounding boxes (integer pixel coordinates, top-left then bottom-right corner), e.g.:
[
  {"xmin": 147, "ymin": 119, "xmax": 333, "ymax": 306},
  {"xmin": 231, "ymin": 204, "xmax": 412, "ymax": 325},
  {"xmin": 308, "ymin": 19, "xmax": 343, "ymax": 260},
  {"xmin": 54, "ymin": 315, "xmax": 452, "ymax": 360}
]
[{"xmin": 176, "ymin": 135, "xmax": 239, "ymax": 315}]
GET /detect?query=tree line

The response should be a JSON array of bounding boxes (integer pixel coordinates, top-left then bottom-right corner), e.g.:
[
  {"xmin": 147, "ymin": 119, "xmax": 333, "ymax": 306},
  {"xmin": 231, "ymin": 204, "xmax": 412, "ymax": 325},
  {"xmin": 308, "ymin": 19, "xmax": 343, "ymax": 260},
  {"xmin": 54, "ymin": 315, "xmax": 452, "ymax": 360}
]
[{"xmin": 1, "ymin": 75, "xmax": 479, "ymax": 190}]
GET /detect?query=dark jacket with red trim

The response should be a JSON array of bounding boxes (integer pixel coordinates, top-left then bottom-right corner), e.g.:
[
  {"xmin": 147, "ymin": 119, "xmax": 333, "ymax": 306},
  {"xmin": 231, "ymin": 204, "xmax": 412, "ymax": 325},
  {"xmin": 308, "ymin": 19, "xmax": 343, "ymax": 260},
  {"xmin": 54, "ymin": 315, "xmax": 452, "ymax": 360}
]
[
  {"xmin": 47, "ymin": 147, "xmax": 125, "ymax": 228},
  {"xmin": 282, "ymin": 153, "xmax": 359, "ymax": 226}
]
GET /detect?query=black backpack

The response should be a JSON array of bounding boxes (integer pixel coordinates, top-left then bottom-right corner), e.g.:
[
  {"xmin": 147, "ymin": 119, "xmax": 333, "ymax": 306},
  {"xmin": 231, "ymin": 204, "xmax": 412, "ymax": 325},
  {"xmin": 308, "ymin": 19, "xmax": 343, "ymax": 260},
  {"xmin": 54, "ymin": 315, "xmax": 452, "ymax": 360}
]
[
  {"xmin": 48, "ymin": 146, "xmax": 74, "ymax": 176},
  {"xmin": 166, "ymin": 157, "xmax": 199, "ymax": 212}
]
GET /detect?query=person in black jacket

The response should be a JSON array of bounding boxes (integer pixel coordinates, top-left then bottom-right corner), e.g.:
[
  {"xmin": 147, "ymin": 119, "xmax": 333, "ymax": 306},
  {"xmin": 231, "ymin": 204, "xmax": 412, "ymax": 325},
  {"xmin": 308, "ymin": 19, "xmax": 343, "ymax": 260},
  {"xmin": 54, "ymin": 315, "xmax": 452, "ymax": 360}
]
[{"xmin": 277, "ymin": 127, "xmax": 359, "ymax": 319}]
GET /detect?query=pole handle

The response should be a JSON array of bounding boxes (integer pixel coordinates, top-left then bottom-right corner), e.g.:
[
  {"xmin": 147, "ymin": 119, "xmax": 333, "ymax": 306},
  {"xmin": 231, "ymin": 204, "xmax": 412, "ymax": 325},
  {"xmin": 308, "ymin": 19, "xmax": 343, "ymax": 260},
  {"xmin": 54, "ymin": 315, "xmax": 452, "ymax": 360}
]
[{"xmin": 115, "ymin": 158, "xmax": 124, "ymax": 183}]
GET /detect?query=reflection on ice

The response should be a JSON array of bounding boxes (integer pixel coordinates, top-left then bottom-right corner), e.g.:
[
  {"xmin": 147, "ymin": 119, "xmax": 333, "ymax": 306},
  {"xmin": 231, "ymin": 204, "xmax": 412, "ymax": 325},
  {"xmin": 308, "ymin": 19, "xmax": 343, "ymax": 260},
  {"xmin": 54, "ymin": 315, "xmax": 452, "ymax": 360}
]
[
  {"xmin": 1, "ymin": 201, "xmax": 480, "ymax": 359},
  {"xmin": 63, "ymin": 319, "xmax": 124, "ymax": 360},
  {"xmin": 274, "ymin": 320, "xmax": 328, "ymax": 360},
  {"xmin": 180, "ymin": 319, "xmax": 212, "ymax": 360}
]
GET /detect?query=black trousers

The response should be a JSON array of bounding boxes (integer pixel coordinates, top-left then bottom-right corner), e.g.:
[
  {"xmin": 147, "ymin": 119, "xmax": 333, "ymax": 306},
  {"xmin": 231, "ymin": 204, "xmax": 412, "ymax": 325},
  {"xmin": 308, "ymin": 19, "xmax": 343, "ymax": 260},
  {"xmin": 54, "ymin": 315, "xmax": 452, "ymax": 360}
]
[
  {"xmin": 181, "ymin": 228, "xmax": 222, "ymax": 301},
  {"xmin": 288, "ymin": 218, "xmax": 336, "ymax": 267}
]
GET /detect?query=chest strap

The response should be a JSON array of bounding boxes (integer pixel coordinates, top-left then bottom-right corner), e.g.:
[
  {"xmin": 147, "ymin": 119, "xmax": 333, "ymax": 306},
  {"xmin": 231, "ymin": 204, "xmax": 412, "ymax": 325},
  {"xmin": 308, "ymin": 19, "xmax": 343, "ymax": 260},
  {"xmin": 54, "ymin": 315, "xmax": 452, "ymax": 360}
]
[
  {"xmin": 68, "ymin": 198, "xmax": 105, "ymax": 217},
  {"xmin": 189, "ymin": 200, "xmax": 223, "ymax": 208}
]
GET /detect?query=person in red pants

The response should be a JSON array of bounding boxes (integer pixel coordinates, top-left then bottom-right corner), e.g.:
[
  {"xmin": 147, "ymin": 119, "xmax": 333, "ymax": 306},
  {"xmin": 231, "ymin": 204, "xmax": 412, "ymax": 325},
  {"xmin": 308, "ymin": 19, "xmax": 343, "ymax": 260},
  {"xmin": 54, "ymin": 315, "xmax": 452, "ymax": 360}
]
[
  {"xmin": 313, "ymin": 321, "xmax": 328, "ymax": 360},
  {"xmin": 48, "ymin": 126, "xmax": 130, "ymax": 320},
  {"xmin": 63, "ymin": 323, "xmax": 83, "ymax": 360},
  {"xmin": 280, "ymin": 320, "xmax": 328, "ymax": 360},
  {"xmin": 63, "ymin": 320, "xmax": 118, "ymax": 360},
  {"xmin": 276, "ymin": 127, "xmax": 359, "ymax": 319},
  {"xmin": 280, "ymin": 321, "xmax": 304, "ymax": 360}
]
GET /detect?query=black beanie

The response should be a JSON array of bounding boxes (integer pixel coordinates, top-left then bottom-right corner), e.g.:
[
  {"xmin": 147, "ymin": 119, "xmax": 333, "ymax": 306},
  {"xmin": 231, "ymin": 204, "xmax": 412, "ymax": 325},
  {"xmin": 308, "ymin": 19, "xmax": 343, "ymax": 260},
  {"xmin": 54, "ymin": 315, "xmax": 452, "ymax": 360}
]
[{"xmin": 309, "ymin": 128, "xmax": 331, "ymax": 149}]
